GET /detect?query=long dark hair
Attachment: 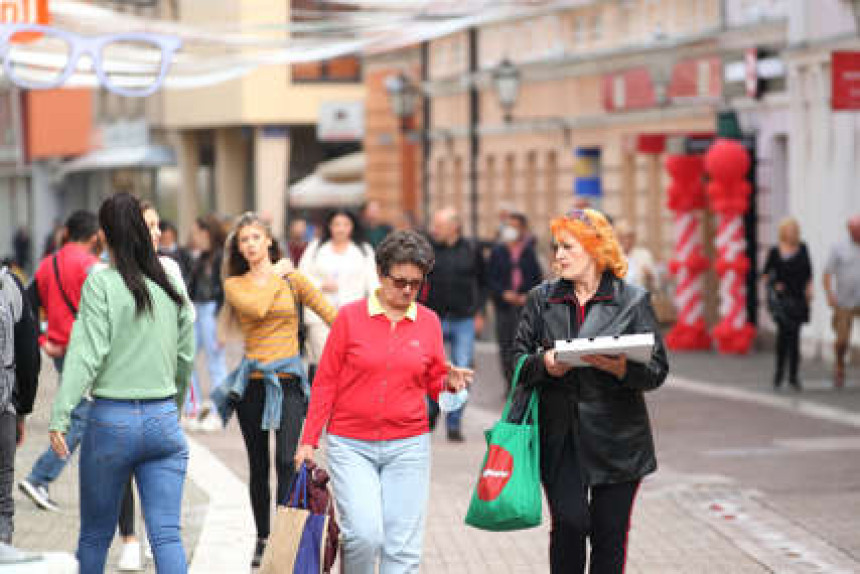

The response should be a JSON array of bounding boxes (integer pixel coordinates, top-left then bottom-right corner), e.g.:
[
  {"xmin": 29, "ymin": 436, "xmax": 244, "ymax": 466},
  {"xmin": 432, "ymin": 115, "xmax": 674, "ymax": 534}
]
[
  {"xmin": 224, "ymin": 212, "xmax": 282, "ymax": 278},
  {"xmin": 195, "ymin": 215, "xmax": 227, "ymax": 257},
  {"xmin": 99, "ymin": 193, "xmax": 184, "ymax": 315},
  {"xmin": 319, "ymin": 208, "xmax": 369, "ymax": 254}
]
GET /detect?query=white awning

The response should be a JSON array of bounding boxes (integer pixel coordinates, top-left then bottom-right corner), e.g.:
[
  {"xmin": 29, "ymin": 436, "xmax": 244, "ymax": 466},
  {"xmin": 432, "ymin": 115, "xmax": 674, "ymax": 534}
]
[
  {"xmin": 289, "ymin": 174, "xmax": 364, "ymax": 208},
  {"xmin": 59, "ymin": 145, "xmax": 176, "ymax": 177}
]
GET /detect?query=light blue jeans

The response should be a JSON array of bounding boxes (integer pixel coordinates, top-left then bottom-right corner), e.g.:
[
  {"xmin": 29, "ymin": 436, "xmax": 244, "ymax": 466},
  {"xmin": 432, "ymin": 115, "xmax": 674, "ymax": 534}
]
[
  {"xmin": 327, "ymin": 433, "xmax": 430, "ymax": 574},
  {"xmin": 27, "ymin": 357, "xmax": 91, "ymax": 487},
  {"xmin": 428, "ymin": 317, "xmax": 474, "ymax": 430},
  {"xmin": 78, "ymin": 398, "xmax": 188, "ymax": 574},
  {"xmin": 186, "ymin": 301, "xmax": 228, "ymax": 416}
]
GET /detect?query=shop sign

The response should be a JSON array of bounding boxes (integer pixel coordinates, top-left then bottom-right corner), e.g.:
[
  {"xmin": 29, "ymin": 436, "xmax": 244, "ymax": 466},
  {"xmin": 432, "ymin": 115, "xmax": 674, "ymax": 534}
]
[
  {"xmin": 0, "ymin": 0, "xmax": 50, "ymax": 25},
  {"xmin": 317, "ymin": 101, "xmax": 364, "ymax": 142},
  {"xmin": 832, "ymin": 52, "xmax": 860, "ymax": 111}
]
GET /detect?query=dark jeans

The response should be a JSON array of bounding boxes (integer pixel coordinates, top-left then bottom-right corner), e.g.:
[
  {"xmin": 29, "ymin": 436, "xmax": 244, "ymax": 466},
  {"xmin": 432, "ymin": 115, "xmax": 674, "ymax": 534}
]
[
  {"xmin": 0, "ymin": 412, "xmax": 16, "ymax": 543},
  {"xmin": 775, "ymin": 321, "xmax": 801, "ymax": 385},
  {"xmin": 494, "ymin": 304, "xmax": 522, "ymax": 392},
  {"xmin": 78, "ymin": 398, "xmax": 188, "ymax": 574},
  {"xmin": 542, "ymin": 431, "xmax": 640, "ymax": 574},
  {"xmin": 236, "ymin": 377, "xmax": 307, "ymax": 539}
]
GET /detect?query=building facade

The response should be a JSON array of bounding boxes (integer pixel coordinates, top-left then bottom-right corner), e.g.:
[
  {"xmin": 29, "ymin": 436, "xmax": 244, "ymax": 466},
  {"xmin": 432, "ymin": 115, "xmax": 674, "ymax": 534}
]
[{"xmin": 366, "ymin": 0, "xmax": 793, "ymax": 329}]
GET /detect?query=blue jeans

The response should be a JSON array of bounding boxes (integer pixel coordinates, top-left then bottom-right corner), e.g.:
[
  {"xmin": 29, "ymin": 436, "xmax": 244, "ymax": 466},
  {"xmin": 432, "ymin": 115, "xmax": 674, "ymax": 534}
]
[
  {"xmin": 77, "ymin": 398, "xmax": 188, "ymax": 574},
  {"xmin": 186, "ymin": 301, "xmax": 228, "ymax": 416},
  {"xmin": 428, "ymin": 317, "xmax": 474, "ymax": 431},
  {"xmin": 327, "ymin": 434, "xmax": 430, "ymax": 574},
  {"xmin": 27, "ymin": 357, "xmax": 91, "ymax": 487}
]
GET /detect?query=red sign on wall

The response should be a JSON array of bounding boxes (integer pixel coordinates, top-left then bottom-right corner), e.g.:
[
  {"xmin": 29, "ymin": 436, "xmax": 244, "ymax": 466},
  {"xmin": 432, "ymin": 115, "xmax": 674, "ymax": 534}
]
[
  {"xmin": 0, "ymin": 0, "xmax": 50, "ymax": 25},
  {"xmin": 832, "ymin": 51, "xmax": 860, "ymax": 111}
]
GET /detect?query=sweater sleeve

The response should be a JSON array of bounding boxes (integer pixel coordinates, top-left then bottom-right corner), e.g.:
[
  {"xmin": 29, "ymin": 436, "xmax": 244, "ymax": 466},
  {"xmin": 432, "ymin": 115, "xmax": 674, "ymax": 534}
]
[
  {"xmin": 175, "ymin": 294, "xmax": 196, "ymax": 410},
  {"xmin": 425, "ymin": 312, "xmax": 447, "ymax": 402},
  {"xmin": 224, "ymin": 275, "xmax": 280, "ymax": 320},
  {"xmin": 50, "ymin": 274, "xmax": 111, "ymax": 432},
  {"xmin": 289, "ymin": 271, "xmax": 338, "ymax": 325},
  {"xmin": 301, "ymin": 307, "xmax": 349, "ymax": 447}
]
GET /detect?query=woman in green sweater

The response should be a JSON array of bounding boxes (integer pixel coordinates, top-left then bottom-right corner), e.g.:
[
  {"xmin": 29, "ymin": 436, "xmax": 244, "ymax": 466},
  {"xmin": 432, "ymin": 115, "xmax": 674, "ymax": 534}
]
[{"xmin": 49, "ymin": 193, "xmax": 195, "ymax": 574}]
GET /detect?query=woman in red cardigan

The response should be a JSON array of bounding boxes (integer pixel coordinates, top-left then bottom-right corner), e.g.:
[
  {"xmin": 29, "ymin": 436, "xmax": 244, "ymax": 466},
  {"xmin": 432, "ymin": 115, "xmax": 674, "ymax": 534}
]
[{"xmin": 295, "ymin": 230, "xmax": 472, "ymax": 574}]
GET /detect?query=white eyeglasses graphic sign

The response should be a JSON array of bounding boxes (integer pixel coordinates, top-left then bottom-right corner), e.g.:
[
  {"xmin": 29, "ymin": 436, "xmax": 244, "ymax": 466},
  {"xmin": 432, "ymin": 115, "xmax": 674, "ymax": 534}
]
[{"xmin": 0, "ymin": 24, "xmax": 181, "ymax": 97}]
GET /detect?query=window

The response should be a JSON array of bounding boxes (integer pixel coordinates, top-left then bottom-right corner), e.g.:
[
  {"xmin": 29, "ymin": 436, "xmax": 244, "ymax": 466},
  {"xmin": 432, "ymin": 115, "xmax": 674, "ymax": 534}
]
[{"xmin": 592, "ymin": 12, "xmax": 603, "ymax": 42}]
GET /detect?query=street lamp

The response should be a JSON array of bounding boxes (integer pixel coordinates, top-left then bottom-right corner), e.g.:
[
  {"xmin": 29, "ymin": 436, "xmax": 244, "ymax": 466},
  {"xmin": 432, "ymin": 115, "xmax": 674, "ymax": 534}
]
[
  {"xmin": 385, "ymin": 73, "xmax": 420, "ymax": 129},
  {"xmin": 385, "ymin": 72, "xmax": 420, "ymax": 217},
  {"xmin": 492, "ymin": 58, "xmax": 520, "ymax": 123}
]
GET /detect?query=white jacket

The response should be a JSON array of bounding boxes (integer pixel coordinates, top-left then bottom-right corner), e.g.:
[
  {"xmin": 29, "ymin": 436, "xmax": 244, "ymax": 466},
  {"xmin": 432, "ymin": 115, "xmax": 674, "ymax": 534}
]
[{"xmin": 298, "ymin": 239, "xmax": 379, "ymax": 326}]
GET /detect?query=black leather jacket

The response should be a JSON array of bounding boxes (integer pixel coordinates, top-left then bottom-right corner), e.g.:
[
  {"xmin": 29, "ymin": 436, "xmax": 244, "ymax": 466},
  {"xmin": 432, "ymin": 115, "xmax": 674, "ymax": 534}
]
[{"xmin": 511, "ymin": 272, "xmax": 669, "ymax": 486}]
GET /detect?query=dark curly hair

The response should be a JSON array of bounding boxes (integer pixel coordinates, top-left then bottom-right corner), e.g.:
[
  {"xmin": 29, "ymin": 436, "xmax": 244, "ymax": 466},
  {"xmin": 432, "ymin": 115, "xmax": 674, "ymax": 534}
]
[{"xmin": 375, "ymin": 230, "xmax": 435, "ymax": 277}]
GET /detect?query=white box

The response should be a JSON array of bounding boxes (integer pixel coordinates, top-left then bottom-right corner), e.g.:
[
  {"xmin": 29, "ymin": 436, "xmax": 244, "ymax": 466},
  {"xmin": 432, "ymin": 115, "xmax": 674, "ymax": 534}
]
[{"xmin": 554, "ymin": 333, "xmax": 655, "ymax": 366}]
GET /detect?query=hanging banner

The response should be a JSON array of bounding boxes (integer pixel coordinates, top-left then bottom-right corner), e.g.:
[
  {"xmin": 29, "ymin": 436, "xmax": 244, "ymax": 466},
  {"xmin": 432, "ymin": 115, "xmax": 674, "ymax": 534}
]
[{"xmin": 832, "ymin": 51, "xmax": 860, "ymax": 111}]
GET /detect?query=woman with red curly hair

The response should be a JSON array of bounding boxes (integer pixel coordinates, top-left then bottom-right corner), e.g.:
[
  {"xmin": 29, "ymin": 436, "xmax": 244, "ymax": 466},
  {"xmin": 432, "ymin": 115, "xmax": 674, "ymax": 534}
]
[{"xmin": 511, "ymin": 208, "xmax": 669, "ymax": 574}]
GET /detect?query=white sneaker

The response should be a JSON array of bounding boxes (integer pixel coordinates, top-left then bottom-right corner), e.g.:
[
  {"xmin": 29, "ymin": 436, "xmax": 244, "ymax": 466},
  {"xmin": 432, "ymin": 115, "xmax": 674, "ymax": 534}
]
[
  {"xmin": 198, "ymin": 414, "xmax": 222, "ymax": 432},
  {"xmin": 117, "ymin": 541, "xmax": 142, "ymax": 571},
  {"xmin": 181, "ymin": 416, "xmax": 200, "ymax": 432}
]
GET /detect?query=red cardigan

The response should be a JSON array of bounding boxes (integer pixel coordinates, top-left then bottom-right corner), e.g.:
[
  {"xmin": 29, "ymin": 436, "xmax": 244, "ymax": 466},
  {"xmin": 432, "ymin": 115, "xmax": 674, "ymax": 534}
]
[{"xmin": 300, "ymin": 298, "xmax": 448, "ymax": 447}]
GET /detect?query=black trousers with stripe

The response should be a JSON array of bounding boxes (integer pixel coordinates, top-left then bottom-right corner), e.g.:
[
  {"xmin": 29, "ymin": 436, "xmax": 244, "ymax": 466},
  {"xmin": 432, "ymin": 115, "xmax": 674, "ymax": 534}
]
[{"xmin": 542, "ymin": 431, "xmax": 640, "ymax": 574}]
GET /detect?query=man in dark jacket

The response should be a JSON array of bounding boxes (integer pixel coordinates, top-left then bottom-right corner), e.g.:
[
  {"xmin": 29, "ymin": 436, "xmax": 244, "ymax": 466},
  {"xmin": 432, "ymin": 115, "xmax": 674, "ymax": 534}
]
[
  {"xmin": 423, "ymin": 208, "xmax": 486, "ymax": 442},
  {"xmin": 488, "ymin": 212, "xmax": 543, "ymax": 392},
  {"xmin": 0, "ymin": 265, "xmax": 40, "ymax": 561}
]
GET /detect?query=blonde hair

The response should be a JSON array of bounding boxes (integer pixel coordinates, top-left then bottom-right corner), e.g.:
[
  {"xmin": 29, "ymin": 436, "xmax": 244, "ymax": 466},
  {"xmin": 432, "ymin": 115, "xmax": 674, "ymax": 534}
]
[
  {"xmin": 550, "ymin": 208, "xmax": 628, "ymax": 278},
  {"xmin": 777, "ymin": 217, "xmax": 800, "ymax": 246}
]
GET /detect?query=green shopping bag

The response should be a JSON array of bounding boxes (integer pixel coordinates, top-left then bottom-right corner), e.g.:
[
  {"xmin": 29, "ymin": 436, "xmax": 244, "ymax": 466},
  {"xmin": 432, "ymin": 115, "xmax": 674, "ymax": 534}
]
[{"xmin": 465, "ymin": 355, "xmax": 541, "ymax": 531}]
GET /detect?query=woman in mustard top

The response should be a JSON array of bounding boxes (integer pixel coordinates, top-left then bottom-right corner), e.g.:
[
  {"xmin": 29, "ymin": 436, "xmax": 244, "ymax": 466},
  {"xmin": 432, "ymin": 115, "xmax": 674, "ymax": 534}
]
[{"xmin": 219, "ymin": 212, "xmax": 337, "ymax": 568}]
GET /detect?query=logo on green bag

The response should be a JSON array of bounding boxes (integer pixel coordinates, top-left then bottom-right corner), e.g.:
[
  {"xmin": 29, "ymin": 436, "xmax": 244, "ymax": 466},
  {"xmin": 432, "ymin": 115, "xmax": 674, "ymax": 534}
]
[{"xmin": 478, "ymin": 445, "xmax": 513, "ymax": 501}]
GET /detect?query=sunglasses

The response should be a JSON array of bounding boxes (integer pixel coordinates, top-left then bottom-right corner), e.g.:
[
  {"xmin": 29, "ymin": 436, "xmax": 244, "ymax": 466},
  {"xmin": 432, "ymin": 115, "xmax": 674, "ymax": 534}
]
[
  {"xmin": 386, "ymin": 274, "xmax": 424, "ymax": 290},
  {"xmin": 565, "ymin": 209, "xmax": 592, "ymax": 225}
]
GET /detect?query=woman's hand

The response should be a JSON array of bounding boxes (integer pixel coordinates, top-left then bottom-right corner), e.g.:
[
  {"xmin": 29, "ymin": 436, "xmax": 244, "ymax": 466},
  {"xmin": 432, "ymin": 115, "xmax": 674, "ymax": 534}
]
[
  {"xmin": 294, "ymin": 444, "xmax": 315, "ymax": 470},
  {"xmin": 582, "ymin": 354, "xmax": 627, "ymax": 379},
  {"xmin": 544, "ymin": 350, "xmax": 573, "ymax": 378},
  {"xmin": 49, "ymin": 431, "xmax": 69, "ymax": 459},
  {"xmin": 445, "ymin": 365, "xmax": 474, "ymax": 392},
  {"xmin": 321, "ymin": 277, "xmax": 339, "ymax": 294},
  {"xmin": 272, "ymin": 258, "xmax": 295, "ymax": 278}
]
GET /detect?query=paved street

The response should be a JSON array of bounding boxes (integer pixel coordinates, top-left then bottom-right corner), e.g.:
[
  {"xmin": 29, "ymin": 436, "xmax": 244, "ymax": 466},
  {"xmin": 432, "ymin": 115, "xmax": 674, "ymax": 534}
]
[{"xmin": 11, "ymin": 341, "xmax": 860, "ymax": 572}]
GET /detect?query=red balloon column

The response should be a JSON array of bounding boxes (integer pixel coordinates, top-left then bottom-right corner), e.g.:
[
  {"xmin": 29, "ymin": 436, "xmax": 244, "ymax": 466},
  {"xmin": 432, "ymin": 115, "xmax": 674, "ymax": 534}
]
[
  {"xmin": 705, "ymin": 139, "xmax": 756, "ymax": 354},
  {"xmin": 665, "ymin": 155, "xmax": 712, "ymax": 350}
]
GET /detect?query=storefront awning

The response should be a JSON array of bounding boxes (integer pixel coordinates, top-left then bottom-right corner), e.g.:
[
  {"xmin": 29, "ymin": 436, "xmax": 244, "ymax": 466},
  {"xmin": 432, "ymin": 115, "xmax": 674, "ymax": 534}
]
[
  {"xmin": 59, "ymin": 145, "xmax": 176, "ymax": 177},
  {"xmin": 289, "ymin": 173, "xmax": 364, "ymax": 208}
]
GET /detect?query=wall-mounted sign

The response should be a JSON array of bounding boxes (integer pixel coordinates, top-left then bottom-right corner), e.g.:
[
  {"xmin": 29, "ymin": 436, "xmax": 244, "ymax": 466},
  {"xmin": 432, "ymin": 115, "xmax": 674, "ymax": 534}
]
[
  {"xmin": 832, "ymin": 51, "xmax": 860, "ymax": 111},
  {"xmin": 317, "ymin": 101, "xmax": 364, "ymax": 142},
  {"xmin": 573, "ymin": 148, "xmax": 602, "ymax": 197},
  {"xmin": 0, "ymin": 0, "xmax": 50, "ymax": 25}
]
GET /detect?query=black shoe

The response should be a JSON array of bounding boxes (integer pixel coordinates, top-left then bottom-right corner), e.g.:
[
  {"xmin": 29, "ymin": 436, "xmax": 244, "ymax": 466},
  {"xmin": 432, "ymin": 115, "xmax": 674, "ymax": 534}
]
[
  {"xmin": 447, "ymin": 428, "xmax": 464, "ymax": 442},
  {"xmin": 789, "ymin": 378, "xmax": 802, "ymax": 392},
  {"xmin": 251, "ymin": 538, "xmax": 266, "ymax": 569}
]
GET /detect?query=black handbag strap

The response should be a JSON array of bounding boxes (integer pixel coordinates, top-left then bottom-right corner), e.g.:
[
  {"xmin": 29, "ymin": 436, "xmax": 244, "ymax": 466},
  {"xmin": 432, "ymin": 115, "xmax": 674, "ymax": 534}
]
[{"xmin": 52, "ymin": 255, "xmax": 78, "ymax": 318}]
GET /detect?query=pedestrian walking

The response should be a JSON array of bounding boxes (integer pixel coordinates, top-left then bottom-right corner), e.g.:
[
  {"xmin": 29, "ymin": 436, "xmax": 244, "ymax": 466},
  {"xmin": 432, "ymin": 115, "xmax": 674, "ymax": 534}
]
[
  {"xmin": 158, "ymin": 220, "xmax": 194, "ymax": 282},
  {"xmin": 298, "ymin": 209, "xmax": 377, "ymax": 381},
  {"xmin": 763, "ymin": 217, "xmax": 813, "ymax": 391},
  {"xmin": 219, "ymin": 212, "xmax": 337, "ymax": 568},
  {"xmin": 48, "ymin": 192, "xmax": 195, "ymax": 574},
  {"xmin": 822, "ymin": 213, "xmax": 860, "ymax": 388},
  {"xmin": 511, "ymin": 208, "xmax": 668, "ymax": 574},
  {"xmin": 424, "ymin": 208, "xmax": 486, "ymax": 441},
  {"xmin": 19, "ymin": 211, "xmax": 101, "ymax": 512},
  {"xmin": 295, "ymin": 230, "xmax": 473, "ymax": 574},
  {"xmin": 488, "ymin": 212, "xmax": 543, "ymax": 392},
  {"xmin": 614, "ymin": 219, "xmax": 655, "ymax": 290},
  {"xmin": 186, "ymin": 215, "xmax": 228, "ymax": 425},
  {"xmin": 0, "ymin": 262, "xmax": 41, "ymax": 564},
  {"xmin": 361, "ymin": 200, "xmax": 393, "ymax": 249},
  {"xmin": 286, "ymin": 218, "xmax": 310, "ymax": 265}
]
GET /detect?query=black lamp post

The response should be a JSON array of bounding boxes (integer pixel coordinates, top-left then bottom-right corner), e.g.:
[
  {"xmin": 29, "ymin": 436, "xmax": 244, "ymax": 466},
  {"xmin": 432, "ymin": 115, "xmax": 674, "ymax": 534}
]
[
  {"xmin": 492, "ymin": 58, "xmax": 521, "ymax": 123},
  {"xmin": 385, "ymin": 73, "xmax": 420, "ymax": 130}
]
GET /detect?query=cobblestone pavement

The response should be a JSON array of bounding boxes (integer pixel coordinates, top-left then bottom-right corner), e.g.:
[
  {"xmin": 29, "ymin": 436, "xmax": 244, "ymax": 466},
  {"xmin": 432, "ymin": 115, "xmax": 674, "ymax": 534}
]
[{"xmin": 12, "ymin": 341, "xmax": 860, "ymax": 573}]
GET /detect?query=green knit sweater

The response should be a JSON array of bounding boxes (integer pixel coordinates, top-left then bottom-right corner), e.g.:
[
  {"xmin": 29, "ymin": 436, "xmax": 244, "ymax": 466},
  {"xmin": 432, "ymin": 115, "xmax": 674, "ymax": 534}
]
[{"xmin": 50, "ymin": 267, "xmax": 195, "ymax": 432}]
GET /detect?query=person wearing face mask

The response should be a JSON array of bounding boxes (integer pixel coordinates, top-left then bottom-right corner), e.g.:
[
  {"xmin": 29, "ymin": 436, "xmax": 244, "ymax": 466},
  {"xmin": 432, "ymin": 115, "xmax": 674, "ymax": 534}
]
[
  {"xmin": 510, "ymin": 208, "xmax": 668, "ymax": 574},
  {"xmin": 487, "ymin": 212, "xmax": 543, "ymax": 394}
]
